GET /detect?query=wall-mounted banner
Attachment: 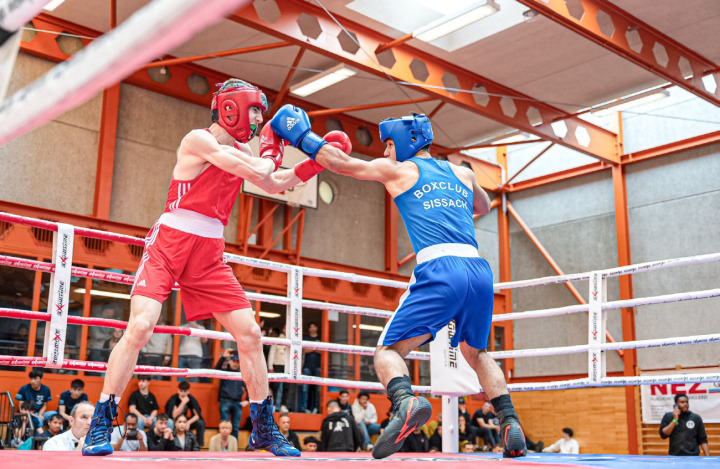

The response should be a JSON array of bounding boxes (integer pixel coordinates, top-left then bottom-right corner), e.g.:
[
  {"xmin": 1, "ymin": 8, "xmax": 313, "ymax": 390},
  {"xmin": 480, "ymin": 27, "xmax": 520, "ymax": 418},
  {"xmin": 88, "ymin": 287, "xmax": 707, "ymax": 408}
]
[{"xmin": 640, "ymin": 368, "xmax": 720, "ymax": 423}]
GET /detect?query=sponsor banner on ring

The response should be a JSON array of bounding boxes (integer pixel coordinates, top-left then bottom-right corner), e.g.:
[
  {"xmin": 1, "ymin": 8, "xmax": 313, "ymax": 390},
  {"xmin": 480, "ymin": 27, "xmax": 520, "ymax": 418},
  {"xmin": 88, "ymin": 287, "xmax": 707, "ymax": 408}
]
[{"xmin": 641, "ymin": 368, "xmax": 720, "ymax": 423}]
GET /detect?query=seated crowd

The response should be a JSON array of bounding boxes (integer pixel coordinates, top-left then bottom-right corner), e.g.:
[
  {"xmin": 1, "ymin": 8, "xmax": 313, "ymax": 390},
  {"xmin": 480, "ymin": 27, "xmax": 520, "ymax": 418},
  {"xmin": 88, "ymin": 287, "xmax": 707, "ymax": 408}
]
[{"xmin": 8, "ymin": 369, "xmax": 574, "ymax": 454}]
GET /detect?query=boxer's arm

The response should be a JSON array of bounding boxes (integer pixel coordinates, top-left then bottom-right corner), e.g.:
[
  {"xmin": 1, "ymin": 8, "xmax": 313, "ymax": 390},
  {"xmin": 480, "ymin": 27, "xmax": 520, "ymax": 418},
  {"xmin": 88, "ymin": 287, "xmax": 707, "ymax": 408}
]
[
  {"xmin": 183, "ymin": 130, "xmax": 275, "ymax": 180},
  {"xmin": 253, "ymin": 167, "xmax": 304, "ymax": 194},
  {"xmin": 471, "ymin": 178, "xmax": 491, "ymax": 216},
  {"xmin": 315, "ymin": 145, "xmax": 396, "ymax": 183}
]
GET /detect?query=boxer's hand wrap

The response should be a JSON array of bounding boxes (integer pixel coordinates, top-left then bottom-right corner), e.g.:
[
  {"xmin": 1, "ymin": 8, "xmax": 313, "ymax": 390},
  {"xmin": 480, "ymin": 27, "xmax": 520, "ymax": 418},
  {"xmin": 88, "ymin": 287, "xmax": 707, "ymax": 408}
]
[
  {"xmin": 258, "ymin": 125, "xmax": 284, "ymax": 171},
  {"xmin": 294, "ymin": 159, "xmax": 325, "ymax": 182},
  {"xmin": 270, "ymin": 104, "xmax": 327, "ymax": 160},
  {"xmin": 324, "ymin": 130, "xmax": 352, "ymax": 154}
]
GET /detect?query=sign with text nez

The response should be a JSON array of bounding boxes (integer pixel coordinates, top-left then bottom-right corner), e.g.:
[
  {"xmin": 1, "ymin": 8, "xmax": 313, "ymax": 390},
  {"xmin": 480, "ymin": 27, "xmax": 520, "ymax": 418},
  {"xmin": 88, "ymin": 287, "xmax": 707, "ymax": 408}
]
[{"xmin": 641, "ymin": 370, "xmax": 720, "ymax": 423}]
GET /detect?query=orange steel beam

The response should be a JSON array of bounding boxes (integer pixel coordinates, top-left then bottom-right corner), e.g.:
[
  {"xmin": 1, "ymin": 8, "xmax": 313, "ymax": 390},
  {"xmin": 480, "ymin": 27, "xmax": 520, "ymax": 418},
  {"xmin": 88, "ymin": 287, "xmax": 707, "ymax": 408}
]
[
  {"xmin": 495, "ymin": 148, "xmax": 513, "ymax": 378},
  {"xmin": 307, "ymin": 97, "xmax": 436, "ymax": 118},
  {"xmin": 269, "ymin": 47, "xmax": 305, "ymax": 116},
  {"xmin": 141, "ymin": 41, "xmax": 291, "ymax": 69},
  {"xmin": 503, "ymin": 143, "xmax": 555, "ymax": 188},
  {"xmin": 453, "ymin": 139, "xmax": 544, "ymax": 152},
  {"xmin": 256, "ymin": 208, "xmax": 304, "ymax": 261},
  {"xmin": 93, "ymin": 84, "xmax": 120, "ymax": 219},
  {"xmin": 427, "ymin": 102, "xmax": 445, "ymax": 119},
  {"xmin": 294, "ymin": 208, "xmax": 305, "ymax": 263},
  {"xmin": 230, "ymin": 0, "xmax": 619, "ymax": 163},
  {"xmin": 247, "ymin": 202, "xmax": 280, "ymax": 245},
  {"xmin": 516, "ymin": 0, "xmax": 720, "ymax": 107},
  {"xmin": 506, "ymin": 201, "xmax": 622, "ymax": 355}
]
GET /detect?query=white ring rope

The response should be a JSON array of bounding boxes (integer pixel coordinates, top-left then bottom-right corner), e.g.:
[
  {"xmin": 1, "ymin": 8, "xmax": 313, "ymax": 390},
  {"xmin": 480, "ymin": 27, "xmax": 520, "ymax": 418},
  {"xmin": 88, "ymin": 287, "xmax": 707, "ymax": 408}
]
[{"xmin": 0, "ymin": 0, "xmax": 253, "ymax": 146}]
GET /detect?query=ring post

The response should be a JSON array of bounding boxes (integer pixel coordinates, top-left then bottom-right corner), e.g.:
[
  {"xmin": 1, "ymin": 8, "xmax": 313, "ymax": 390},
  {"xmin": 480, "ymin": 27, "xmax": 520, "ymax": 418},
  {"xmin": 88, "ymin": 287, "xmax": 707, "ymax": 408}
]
[
  {"xmin": 287, "ymin": 267, "xmax": 303, "ymax": 382},
  {"xmin": 442, "ymin": 395, "xmax": 458, "ymax": 453},
  {"xmin": 588, "ymin": 271, "xmax": 607, "ymax": 383},
  {"xmin": 43, "ymin": 223, "xmax": 74, "ymax": 368}
]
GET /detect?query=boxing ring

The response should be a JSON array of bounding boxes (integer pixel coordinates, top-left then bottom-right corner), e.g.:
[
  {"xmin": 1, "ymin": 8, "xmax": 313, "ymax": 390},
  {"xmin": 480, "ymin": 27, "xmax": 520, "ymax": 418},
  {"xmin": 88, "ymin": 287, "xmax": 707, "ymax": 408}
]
[{"xmin": 1, "ymin": 211, "xmax": 719, "ymax": 468}]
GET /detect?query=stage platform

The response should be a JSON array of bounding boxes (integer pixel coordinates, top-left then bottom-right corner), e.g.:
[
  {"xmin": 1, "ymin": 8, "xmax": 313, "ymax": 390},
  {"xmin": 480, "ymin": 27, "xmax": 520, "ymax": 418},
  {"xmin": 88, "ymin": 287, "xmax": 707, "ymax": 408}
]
[{"xmin": 5, "ymin": 451, "xmax": 719, "ymax": 469}]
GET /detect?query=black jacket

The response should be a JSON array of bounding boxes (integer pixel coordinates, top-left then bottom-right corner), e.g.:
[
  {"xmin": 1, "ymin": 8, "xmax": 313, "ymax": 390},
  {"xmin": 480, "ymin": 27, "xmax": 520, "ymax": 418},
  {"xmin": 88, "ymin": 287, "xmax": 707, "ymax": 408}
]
[
  {"xmin": 319, "ymin": 411, "xmax": 362, "ymax": 452},
  {"xmin": 147, "ymin": 430, "xmax": 178, "ymax": 451},
  {"xmin": 428, "ymin": 429, "xmax": 442, "ymax": 451},
  {"xmin": 215, "ymin": 357, "xmax": 248, "ymax": 401},
  {"xmin": 400, "ymin": 430, "xmax": 429, "ymax": 452},
  {"xmin": 173, "ymin": 431, "xmax": 201, "ymax": 451},
  {"xmin": 659, "ymin": 411, "xmax": 708, "ymax": 456}
]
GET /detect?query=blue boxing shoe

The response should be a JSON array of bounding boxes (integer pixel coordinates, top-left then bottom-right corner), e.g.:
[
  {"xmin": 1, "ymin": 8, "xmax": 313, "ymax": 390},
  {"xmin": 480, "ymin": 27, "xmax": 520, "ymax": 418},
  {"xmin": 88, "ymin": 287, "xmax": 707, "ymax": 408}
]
[
  {"xmin": 248, "ymin": 397, "xmax": 301, "ymax": 457},
  {"xmin": 82, "ymin": 396, "xmax": 118, "ymax": 456}
]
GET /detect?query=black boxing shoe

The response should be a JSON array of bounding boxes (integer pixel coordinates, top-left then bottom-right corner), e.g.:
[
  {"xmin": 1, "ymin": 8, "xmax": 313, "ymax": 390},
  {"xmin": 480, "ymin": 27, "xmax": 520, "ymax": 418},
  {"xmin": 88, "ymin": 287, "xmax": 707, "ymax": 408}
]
[
  {"xmin": 500, "ymin": 418, "xmax": 527, "ymax": 458},
  {"xmin": 372, "ymin": 393, "xmax": 432, "ymax": 459}
]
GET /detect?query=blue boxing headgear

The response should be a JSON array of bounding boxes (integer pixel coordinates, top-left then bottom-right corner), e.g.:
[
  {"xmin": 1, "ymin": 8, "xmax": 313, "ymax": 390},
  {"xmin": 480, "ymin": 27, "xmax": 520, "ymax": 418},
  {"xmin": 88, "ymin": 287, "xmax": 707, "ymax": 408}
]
[{"xmin": 378, "ymin": 113, "xmax": 434, "ymax": 162}]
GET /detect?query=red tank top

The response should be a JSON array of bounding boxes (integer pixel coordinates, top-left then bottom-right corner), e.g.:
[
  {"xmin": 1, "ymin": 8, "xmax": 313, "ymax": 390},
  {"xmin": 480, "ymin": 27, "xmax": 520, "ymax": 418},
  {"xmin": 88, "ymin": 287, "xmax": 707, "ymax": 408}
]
[{"xmin": 163, "ymin": 130, "xmax": 243, "ymax": 225}]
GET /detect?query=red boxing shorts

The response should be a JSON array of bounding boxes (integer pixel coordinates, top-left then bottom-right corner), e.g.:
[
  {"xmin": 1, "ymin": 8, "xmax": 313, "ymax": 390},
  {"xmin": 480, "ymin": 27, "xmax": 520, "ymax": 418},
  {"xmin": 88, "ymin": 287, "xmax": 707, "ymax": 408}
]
[{"xmin": 131, "ymin": 221, "xmax": 250, "ymax": 321}]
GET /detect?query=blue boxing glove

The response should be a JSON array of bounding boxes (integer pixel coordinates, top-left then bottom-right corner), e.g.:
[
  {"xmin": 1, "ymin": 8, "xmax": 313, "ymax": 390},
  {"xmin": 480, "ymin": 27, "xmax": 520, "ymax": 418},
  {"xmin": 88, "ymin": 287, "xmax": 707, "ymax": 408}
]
[{"xmin": 270, "ymin": 104, "xmax": 327, "ymax": 160}]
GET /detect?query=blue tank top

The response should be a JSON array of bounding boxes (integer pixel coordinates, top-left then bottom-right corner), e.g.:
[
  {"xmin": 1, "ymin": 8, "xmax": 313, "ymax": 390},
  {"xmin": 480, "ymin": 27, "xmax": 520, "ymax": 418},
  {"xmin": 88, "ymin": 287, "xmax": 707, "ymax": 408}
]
[{"xmin": 393, "ymin": 157, "xmax": 478, "ymax": 253}]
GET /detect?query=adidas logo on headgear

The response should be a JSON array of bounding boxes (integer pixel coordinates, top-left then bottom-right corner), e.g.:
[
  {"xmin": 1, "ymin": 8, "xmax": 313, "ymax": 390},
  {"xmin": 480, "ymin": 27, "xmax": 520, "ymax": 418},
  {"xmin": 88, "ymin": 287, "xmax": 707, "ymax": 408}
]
[{"xmin": 286, "ymin": 117, "xmax": 299, "ymax": 131}]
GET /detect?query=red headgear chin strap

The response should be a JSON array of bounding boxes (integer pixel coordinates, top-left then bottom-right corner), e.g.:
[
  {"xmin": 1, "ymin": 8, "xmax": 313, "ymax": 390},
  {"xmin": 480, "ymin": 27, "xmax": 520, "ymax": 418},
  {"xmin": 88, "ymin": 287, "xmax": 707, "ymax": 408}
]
[{"xmin": 211, "ymin": 83, "xmax": 268, "ymax": 143}]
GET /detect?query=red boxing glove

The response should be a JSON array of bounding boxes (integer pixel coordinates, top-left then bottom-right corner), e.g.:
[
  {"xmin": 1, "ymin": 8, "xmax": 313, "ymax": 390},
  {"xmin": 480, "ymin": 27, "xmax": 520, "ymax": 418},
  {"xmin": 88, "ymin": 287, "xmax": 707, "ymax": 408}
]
[
  {"xmin": 258, "ymin": 124, "xmax": 284, "ymax": 171},
  {"xmin": 294, "ymin": 159, "xmax": 325, "ymax": 182},
  {"xmin": 324, "ymin": 130, "xmax": 352, "ymax": 154}
]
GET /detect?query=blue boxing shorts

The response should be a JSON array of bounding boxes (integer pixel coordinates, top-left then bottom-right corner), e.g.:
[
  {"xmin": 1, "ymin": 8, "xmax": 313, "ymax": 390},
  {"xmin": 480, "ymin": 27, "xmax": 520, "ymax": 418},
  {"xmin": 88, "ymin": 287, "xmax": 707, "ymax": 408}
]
[{"xmin": 378, "ymin": 254, "xmax": 494, "ymax": 350}]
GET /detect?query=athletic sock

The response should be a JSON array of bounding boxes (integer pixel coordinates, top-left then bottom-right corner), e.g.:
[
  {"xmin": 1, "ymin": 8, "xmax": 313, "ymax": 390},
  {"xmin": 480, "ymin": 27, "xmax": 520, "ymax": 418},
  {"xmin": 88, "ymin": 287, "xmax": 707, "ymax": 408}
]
[{"xmin": 491, "ymin": 394, "xmax": 518, "ymax": 422}]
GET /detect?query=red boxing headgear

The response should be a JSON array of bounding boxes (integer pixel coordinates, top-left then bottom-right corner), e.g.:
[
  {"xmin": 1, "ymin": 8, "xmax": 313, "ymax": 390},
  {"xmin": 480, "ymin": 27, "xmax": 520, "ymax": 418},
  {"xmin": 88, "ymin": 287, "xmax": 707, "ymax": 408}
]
[{"xmin": 211, "ymin": 82, "xmax": 268, "ymax": 143}]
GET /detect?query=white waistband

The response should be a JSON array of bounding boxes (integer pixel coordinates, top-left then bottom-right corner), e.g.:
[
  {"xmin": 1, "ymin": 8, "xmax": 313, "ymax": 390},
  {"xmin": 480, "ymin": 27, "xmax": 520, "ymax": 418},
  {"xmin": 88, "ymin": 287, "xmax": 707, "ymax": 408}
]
[
  {"xmin": 416, "ymin": 243, "xmax": 479, "ymax": 264},
  {"xmin": 158, "ymin": 209, "xmax": 224, "ymax": 239}
]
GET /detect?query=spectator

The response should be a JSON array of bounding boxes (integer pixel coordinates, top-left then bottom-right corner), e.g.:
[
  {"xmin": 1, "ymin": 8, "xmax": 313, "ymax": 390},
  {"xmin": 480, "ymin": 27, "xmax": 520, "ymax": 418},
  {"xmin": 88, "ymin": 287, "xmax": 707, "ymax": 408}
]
[
  {"xmin": 178, "ymin": 321, "xmax": 208, "ymax": 383},
  {"xmin": 39, "ymin": 413, "xmax": 64, "ymax": 438},
  {"xmin": 458, "ymin": 414, "xmax": 476, "ymax": 447},
  {"xmin": 320, "ymin": 400, "xmax": 362, "ymax": 452},
  {"xmin": 542, "ymin": 427, "xmax": 579, "ymax": 454},
  {"xmin": 111, "ymin": 414, "xmax": 148, "ymax": 451},
  {"xmin": 491, "ymin": 444, "xmax": 503, "ymax": 453},
  {"xmin": 147, "ymin": 414, "xmax": 177, "ymax": 451},
  {"xmin": 43, "ymin": 401, "xmax": 94, "ymax": 451},
  {"xmin": 303, "ymin": 435, "xmax": 319, "ymax": 452},
  {"xmin": 15, "ymin": 369, "xmax": 51, "ymax": 424},
  {"xmin": 173, "ymin": 415, "xmax": 201, "ymax": 451},
  {"xmin": 208, "ymin": 421, "xmax": 238, "ymax": 452},
  {"xmin": 337, "ymin": 389, "xmax": 351, "ymax": 412},
  {"xmin": 299, "ymin": 321, "xmax": 321, "ymax": 413},
  {"xmin": 351, "ymin": 391, "xmax": 380, "ymax": 451},
  {"xmin": 526, "ymin": 435, "xmax": 544, "ymax": 453},
  {"xmin": 400, "ymin": 428, "xmax": 429, "ymax": 453},
  {"xmin": 12, "ymin": 323, "xmax": 29, "ymax": 355},
  {"xmin": 128, "ymin": 375, "xmax": 160, "ymax": 431},
  {"xmin": 472, "ymin": 401, "xmax": 499, "ymax": 448},
  {"xmin": 422, "ymin": 412, "xmax": 441, "ymax": 438},
  {"xmin": 165, "ymin": 381, "xmax": 205, "ymax": 445},
  {"xmin": 660, "ymin": 393, "xmax": 709, "ymax": 456},
  {"xmin": 102, "ymin": 328, "xmax": 123, "ymax": 362},
  {"xmin": 216, "ymin": 348, "xmax": 248, "ymax": 438},
  {"xmin": 88, "ymin": 306, "xmax": 117, "ymax": 362},
  {"xmin": 58, "ymin": 379, "xmax": 88, "ymax": 429},
  {"xmin": 267, "ymin": 326, "xmax": 288, "ymax": 411},
  {"xmin": 458, "ymin": 397, "xmax": 471, "ymax": 428},
  {"xmin": 277, "ymin": 413, "xmax": 301, "ymax": 450},
  {"xmin": 460, "ymin": 440, "xmax": 475, "ymax": 453},
  {"xmin": 380, "ymin": 410, "xmax": 394, "ymax": 434},
  {"xmin": 140, "ymin": 319, "xmax": 172, "ymax": 368},
  {"xmin": 428, "ymin": 423, "xmax": 442, "ymax": 452},
  {"xmin": 11, "ymin": 401, "xmax": 40, "ymax": 448}
]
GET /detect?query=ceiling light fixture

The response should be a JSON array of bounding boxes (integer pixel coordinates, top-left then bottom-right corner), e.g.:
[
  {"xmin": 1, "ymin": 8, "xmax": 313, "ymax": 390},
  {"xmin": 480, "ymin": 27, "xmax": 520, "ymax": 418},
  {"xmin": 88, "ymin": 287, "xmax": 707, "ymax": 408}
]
[
  {"xmin": 413, "ymin": 0, "xmax": 500, "ymax": 43},
  {"xmin": 74, "ymin": 288, "xmax": 131, "ymax": 300},
  {"xmin": 290, "ymin": 64, "xmax": 356, "ymax": 97},
  {"xmin": 43, "ymin": 0, "xmax": 68, "ymax": 11},
  {"xmin": 258, "ymin": 311, "xmax": 282, "ymax": 318},
  {"xmin": 352, "ymin": 324, "xmax": 385, "ymax": 332},
  {"xmin": 591, "ymin": 89, "xmax": 670, "ymax": 116}
]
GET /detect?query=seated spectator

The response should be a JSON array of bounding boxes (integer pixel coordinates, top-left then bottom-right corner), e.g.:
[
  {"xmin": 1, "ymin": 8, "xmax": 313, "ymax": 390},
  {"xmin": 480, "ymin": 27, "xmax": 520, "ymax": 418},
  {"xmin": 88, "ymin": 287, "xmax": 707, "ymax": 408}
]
[
  {"xmin": 173, "ymin": 415, "xmax": 201, "ymax": 451},
  {"xmin": 129, "ymin": 375, "xmax": 160, "ymax": 431},
  {"xmin": 58, "ymin": 379, "xmax": 88, "ymax": 429},
  {"xmin": 351, "ymin": 391, "xmax": 380, "ymax": 450},
  {"xmin": 460, "ymin": 440, "xmax": 475, "ymax": 453},
  {"xmin": 400, "ymin": 428, "xmax": 429, "ymax": 453},
  {"xmin": 11, "ymin": 401, "xmax": 40, "ymax": 448},
  {"xmin": 428, "ymin": 423, "xmax": 442, "ymax": 452},
  {"xmin": 320, "ymin": 400, "xmax": 362, "ymax": 452},
  {"xmin": 102, "ymin": 328, "xmax": 123, "ymax": 362},
  {"xmin": 458, "ymin": 414, "xmax": 476, "ymax": 446},
  {"xmin": 380, "ymin": 410, "xmax": 393, "ymax": 434},
  {"xmin": 458, "ymin": 397, "xmax": 471, "ymax": 428},
  {"xmin": 543, "ymin": 427, "xmax": 579, "ymax": 454},
  {"xmin": 43, "ymin": 401, "xmax": 94, "ymax": 451},
  {"xmin": 278, "ymin": 412, "xmax": 301, "ymax": 450},
  {"xmin": 337, "ymin": 389, "xmax": 351, "ymax": 412},
  {"xmin": 111, "ymin": 414, "xmax": 148, "ymax": 451},
  {"xmin": 147, "ymin": 413, "xmax": 177, "ymax": 451},
  {"xmin": 165, "ymin": 381, "xmax": 205, "ymax": 445},
  {"xmin": 422, "ymin": 412, "xmax": 441, "ymax": 438},
  {"xmin": 140, "ymin": 319, "xmax": 172, "ymax": 368},
  {"xmin": 12, "ymin": 323, "xmax": 29, "ymax": 355},
  {"xmin": 303, "ymin": 435, "xmax": 319, "ymax": 452},
  {"xmin": 15, "ymin": 369, "xmax": 52, "ymax": 423},
  {"xmin": 216, "ymin": 349, "xmax": 248, "ymax": 438},
  {"xmin": 40, "ymin": 413, "xmax": 64, "ymax": 439},
  {"xmin": 472, "ymin": 401, "xmax": 499, "ymax": 448},
  {"xmin": 526, "ymin": 435, "xmax": 544, "ymax": 453},
  {"xmin": 208, "ymin": 420, "xmax": 238, "ymax": 452},
  {"xmin": 491, "ymin": 444, "xmax": 503, "ymax": 453}
]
